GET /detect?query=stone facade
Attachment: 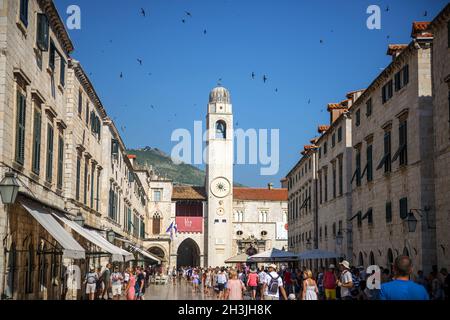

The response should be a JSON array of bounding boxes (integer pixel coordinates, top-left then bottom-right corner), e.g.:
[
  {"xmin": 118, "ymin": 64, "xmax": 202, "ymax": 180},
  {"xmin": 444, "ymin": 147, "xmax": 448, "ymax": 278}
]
[
  {"xmin": 0, "ymin": 0, "xmax": 153, "ymax": 300},
  {"xmin": 286, "ymin": 11, "xmax": 450, "ymax": 273},
  {"xmin": 429, "ymin": 4, "xmax": 450, "ymax": 270}
]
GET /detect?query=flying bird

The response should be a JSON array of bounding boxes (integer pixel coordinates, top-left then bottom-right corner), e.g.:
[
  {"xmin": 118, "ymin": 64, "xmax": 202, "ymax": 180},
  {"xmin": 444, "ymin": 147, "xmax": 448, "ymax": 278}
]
[
  {"xmin": 182, "ymin": 19, "xmax": 186, "ymax": 23},
  {"xmin": 423, "ymin": 10, "xmax": 428, "ymax": 17},
  {"xmin": 185, "ymin": 11, "xmax": 192, "ymax": 17},
  {"xmin": 140, "ymin": 8, "xmax": 146, "ymax": 17},
  {"xmin": 307, "ymin": 99, "xmax": 311, "ymax": 104},
  {"xmin": 150, "ymin": 105, "xmax": 155, "ymax": 109},
  {"xmin": 203, "ymin": 29, "xmax": 207, "ymax": 35},
  {"xmin": 275, "ymin": 88, "xmax": 278, "ymax": 93},
  {"xmin": 263, "ymin": 75, "xmax": 267, "ymax": 83},
  {"xmin": 319, "ymin": 39, "xmax": 324, "ymax": 44},
  {"xmin": 385, "ymin": 5, "xmax": 389, "ymax": 12},
  {"xmin": 251, "ymin": 72, "xmax": 255, "ymax": 80},
  {"xmin": 137, "ymin": 59, "xmax": 143, "ymax": 66},
  {"xmin": 119, "ymin": 72, "xmax": 123, "ymax": 79}
]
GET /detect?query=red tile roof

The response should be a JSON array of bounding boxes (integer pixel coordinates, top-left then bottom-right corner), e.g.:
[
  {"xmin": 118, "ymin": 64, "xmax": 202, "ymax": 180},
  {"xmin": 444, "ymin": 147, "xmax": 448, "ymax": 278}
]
[
  {"xmin": 318, "ymin": 125, "xmax": 330, "ymax": 134},
  {"xmin": 233, "ymin": 187, "xmax": 288, "ymax": 201},
  {"xmin": 411, "ymin": 22, "xmax": 432, "ymax": 38},
  {"xmin": 172, "ymin": 186, "xmax": 206, "ymax": 200},
  {"xmin": 127, "ymin": 154, "xmax": 137, "ymax": 159},
  {"xmin": 304, "ymin": 145, "xmax": 317, "ymax": 151},
  {"xmin": 387, "ymin": 44, "xmax": 408, "ymax": 56}
]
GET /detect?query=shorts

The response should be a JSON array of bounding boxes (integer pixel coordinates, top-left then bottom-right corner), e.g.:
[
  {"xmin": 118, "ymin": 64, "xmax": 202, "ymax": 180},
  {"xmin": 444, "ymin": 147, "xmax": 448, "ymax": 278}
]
[
  {"xmin": 249, "ymin": 286, "xmax": 258, "ymax": 291},
  {"xmin": 218, "ymin": 283, "xmax": 225, "ymax": 292},
  {"xmin": 86, "ymin": 283, "xmax": 96, "ymax": 294},
  {"xmin": 325, "ymin": 288, "xmax": 336, "ymax": 300},
  {"xmin": 112, "ymin": 285, "xmax": 122, "ymax": 296},
  {"xmin": 264, "ymin": 295, "xmax": 279, "ymax": 300}
]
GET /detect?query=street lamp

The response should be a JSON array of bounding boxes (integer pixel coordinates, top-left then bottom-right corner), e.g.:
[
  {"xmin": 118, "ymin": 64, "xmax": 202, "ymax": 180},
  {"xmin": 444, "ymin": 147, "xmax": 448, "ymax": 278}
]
[
  {"xmin": 407, "ymin": 211, "xmax": 418, "ymax": 233},
  {"xmin": 74, "ymin": 214, "xmax": 85, "ymax": 227},
  {"xmin": 106, "ymin": 229, "xmax": 115, "ymax": 243},
  {"xmin": 0, "ymin": 172, "xmax": 20, "ymax": 205}
]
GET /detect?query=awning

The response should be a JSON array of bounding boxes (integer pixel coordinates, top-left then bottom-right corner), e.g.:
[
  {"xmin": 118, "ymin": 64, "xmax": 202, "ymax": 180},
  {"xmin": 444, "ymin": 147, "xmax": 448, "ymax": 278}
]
[
  {"xmin": 53, "ymin": 215, "xmax": 134, "ymax": 262},
  {"xmin": 298, "ymin": 249, "xmax": 342, "ymax": 260},
  {"xmin": 225, "ymin": 253, "xmax": 249, "ymax": 263},
  {"xmin": 20, "ymin": 201, "xmax": 85, "ymax": 260},
  {"xmin": 248, "ymin": 248, "xmax": 299, "ymax": 262},
  {"xmin": 128, "ymin": 245, "xmax": 161, "ymax": 264}
]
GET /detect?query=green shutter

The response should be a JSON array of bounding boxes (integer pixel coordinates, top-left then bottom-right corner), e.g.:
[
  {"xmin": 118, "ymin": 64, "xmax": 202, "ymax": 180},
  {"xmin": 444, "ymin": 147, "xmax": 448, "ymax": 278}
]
[
  {"xmin": 32, "ymin": 109, "xmax": 41, "ymax": 174},
  {"xmin": 400, "ymin": 198, "xmax": 408, "ymax": 220},
  {"xmin": 76, "ymin": 157, "xmax": 81, "ymax": 200},
  {"xmin": 49, "ymin": 41, "xmax": 56, "ymax": 70},
  {"xmin": 57, "ymin": 136, "xmax": 64, "ymax": 189},
  {"xmin": 60, "ymin": 58, "xmax": 65, "ymax": 86},
  {"xmin": 46, "ymin": 125, "xmax": 54, "ymax": 182},
  {"xmin": 15, "ymin": 91, "xmax": 26, "ymax": 165}
]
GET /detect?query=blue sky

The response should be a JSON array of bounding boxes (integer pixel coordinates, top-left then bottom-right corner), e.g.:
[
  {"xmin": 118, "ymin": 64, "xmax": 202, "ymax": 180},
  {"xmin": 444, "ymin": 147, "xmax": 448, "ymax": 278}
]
[{"xmin": 55, "ymin": 0, "xmax": 447, "ymax": 187}]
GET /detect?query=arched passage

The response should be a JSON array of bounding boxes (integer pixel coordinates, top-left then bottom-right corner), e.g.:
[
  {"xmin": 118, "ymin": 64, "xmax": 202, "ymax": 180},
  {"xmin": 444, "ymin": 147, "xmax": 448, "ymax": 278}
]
[
  {"xmin": 148, "ymin": 246, "xmax": 166, "ymax": 261},
  {"xmin": 177, "ymin": 238, "xmax": 200, "ymax": 268}
]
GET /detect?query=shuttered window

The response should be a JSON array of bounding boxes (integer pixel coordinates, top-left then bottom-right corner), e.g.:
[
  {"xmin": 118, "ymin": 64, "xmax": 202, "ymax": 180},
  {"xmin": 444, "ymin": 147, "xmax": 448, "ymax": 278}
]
[
  {"xmin": 19, "ymin": 0, "xmax": 29, "ymax": 27},
  {"xmin": 76, "ymin": 157, "xmax": 81, "ymax": 200},
  {"xmin": 366, "ymin": 144, "xmax": 373, "ymax": 182},
  {"xmin": 60, "ymin": 58, "xmax": 66, "ymax": 87},
  {"xmin": 386, "ymin": 202, "xmax": 392, "ymax": 223},
  {"xmin": 32, "ymin": 108, "xmax": 42, "ymax": 174},
  {"xmin": 83, "ymin": 161, "xmax": 88, "ymax": 205},
  {"xmin": 78, "ymin": 91, "xmax": 82, "ymax": 115},
  {"xmin": 402, "ymin": 65, "xmax": 409, "ymax": 87},
  {"xmin": 400, "ymin": 197, "xmax": 408, "ymax": 220},
  {"xmin": 15, "ymin": 91, "xmax": 26, "ymax": 165},
  {"xmin": 46, "ymin": 124, "xmax": 54, "ymax": 182},
  {"xmin": 90, "ymin": 164, "xmax": 95, "ymax": 208},
  {"xmin": 96, "ymin": 171, "xmax": 100, "ymax": 211},
  {"xmin": 57, "ymin": 135, "xmax": 64, "ymax": 189},
  {"xmin": 49, "ymin": 41, "xmax": 56, "ymax": 71},
  {"xmin": 36, "ymin": 13, "xmax": 49, "ymax": 51}
]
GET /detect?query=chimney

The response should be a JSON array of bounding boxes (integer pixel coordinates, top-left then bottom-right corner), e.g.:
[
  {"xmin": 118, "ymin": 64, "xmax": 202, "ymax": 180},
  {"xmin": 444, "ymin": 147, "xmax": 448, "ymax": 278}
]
[
  {"xmin": 127, "ymin": 154, "xmax": 137, "ymax": 167},
  {"xmin": 268, "ymin": 183, "xmax": 273, "ymax": 190}
]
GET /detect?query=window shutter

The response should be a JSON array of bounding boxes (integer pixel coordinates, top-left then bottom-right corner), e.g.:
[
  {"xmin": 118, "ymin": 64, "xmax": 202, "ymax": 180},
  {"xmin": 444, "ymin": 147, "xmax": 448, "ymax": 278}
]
[
  {"xmin": 386, "ymin": 202, "xmax": 392, "ymax": 223},
  {"xmin": 20, "ymin": 0, "xmax": 29, "ymax": 26},
  {"xmin": 57, "ymin": 136, "xmax": 64, "ymax": 189},
  {"xmin": 60, "ymin": 58, "xmax": 65, "ymax": 86},
  {"xmin": 403, "ymin": 65, "xmax": 409, "ymax": 86},
  {"xmin": 46, "ymin": 125, "xmax": 54, "ymax": 182},
  {"xmin": 32, "ymin": 109, "xmax": 42, "ymax": 173},
  {"xmin": 36, "ymin": 13, "xmax": 49, "ymax": 51},
  {"xmin": 49, "ymin": 41, "xmax": 56, "ymax": 71},
  {"xmin": 15, "ymin": 92, "xmax": 26, "ymax": 165},
  {"xmin": 399, "ymin": 198, "xmax": 408, "ymax": 220}
]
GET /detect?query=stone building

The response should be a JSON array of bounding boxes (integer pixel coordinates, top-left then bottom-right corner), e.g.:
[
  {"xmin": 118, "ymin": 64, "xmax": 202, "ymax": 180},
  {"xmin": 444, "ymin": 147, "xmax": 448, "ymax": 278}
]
[
  {"xmin": 285, "ymin": 6, "xmax": 450, "ymax": 273},
  {"xmin": 349, "ymin": 23, "xmax": 434, "ymax": 271},
  {"xmin": 0, "ymin": 0, "xmax": 157, "ymax": 300},
  {"xmin": 428, "ymin": 4, "xmax": 450, "ymax": 270},
  {"xmin": 286, "ymin": 144, "xmax": 317, "ymax": 255}
]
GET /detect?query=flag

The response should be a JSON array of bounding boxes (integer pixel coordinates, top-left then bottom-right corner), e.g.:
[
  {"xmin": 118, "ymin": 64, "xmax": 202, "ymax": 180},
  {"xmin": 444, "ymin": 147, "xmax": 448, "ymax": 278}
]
[{"xmin": 166, "ymin": 221, "xmax": 178, "ymax": 240}]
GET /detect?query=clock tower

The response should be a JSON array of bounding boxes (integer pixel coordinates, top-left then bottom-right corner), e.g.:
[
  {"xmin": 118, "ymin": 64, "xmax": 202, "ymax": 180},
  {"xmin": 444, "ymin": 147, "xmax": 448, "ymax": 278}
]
[{"xmin": 205, "ymin": 86, "xmax": 234, "ymax": 267}]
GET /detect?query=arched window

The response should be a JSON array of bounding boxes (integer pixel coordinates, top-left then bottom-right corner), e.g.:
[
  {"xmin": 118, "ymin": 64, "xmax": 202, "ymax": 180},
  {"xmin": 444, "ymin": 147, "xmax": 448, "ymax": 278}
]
[
  {"xmin": 358, "ymin": 252, "xmax": 364, "ymax": 267},
  {"xmin": 152, "ymin": 213, "xmax": 161, "ymax": 235},
  {"xmin": 25, "ymin": 243, "xmax": 34, "ymax": 294},
  {"xmin": 215, "ymin": 121, "xmax": 226, "ymax": 139},
  {"xmin": 403, "ymin": 247, "xmax": 409, "ymax": 257},
  {"xmin": 369, "ymin": 251, "xmax": 375, "ymax": 266},
  {"xmin": 387, "ymin": 248, "xmax": 394, "ymax": 268},
  {"xmin": 5, "ymin": 243, "xmax": 16, "ymax": 299}
]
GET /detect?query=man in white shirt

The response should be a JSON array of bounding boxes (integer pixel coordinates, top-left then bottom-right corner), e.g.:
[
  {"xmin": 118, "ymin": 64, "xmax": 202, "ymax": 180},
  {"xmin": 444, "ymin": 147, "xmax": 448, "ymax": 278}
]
[
  {"xmin": 258, "ymin": 267, "xmax": 267, "ymax": 299},
  {"xmin": 337, "ymin": 260, "xmax": 353, "ymax": 300},
  {"xmin": 263, "ymin": 264, "xmax": 287, "ymax": 300}
]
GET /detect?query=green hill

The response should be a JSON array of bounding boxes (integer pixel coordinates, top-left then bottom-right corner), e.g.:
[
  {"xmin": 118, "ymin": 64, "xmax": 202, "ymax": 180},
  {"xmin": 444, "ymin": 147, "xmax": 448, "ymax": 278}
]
[{"xmin": 128, "ymin": 147, "xmax": 245, "ymax": 187}]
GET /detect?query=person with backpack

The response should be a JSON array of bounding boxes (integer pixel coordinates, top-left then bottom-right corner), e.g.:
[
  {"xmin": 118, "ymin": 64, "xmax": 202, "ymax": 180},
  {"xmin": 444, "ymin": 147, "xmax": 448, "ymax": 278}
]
[
  {"xmin": 84, "ymin": 267, "xmax": 98, "ymax": 301},
  {"xmin": 263, "ymin": 264, "xmax": 287, "ymax": 300},
  {"xmin": 336, "ymin": 260, "xmax": 354, "ymax": 300}
]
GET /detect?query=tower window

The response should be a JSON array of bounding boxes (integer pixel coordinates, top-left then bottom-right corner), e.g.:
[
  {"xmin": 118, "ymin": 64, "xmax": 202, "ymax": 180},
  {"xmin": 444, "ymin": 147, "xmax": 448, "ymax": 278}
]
[{"xmin": 215, "ymin": 120, "xmax": 226, "ymax": 139}]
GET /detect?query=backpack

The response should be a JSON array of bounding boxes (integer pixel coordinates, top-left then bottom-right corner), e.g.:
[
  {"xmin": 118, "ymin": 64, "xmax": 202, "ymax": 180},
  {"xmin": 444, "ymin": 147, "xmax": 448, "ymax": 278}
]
[{"xmin": 267, "ymin": 273, "xmax": 280, "ymax": 295}]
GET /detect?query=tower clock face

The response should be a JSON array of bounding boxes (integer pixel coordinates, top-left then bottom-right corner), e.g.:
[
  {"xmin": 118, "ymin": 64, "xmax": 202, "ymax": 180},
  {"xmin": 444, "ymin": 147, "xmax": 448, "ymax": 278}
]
[{"xmin": 210, "ymin": 177, "xmax": 231, "ymax": 198}]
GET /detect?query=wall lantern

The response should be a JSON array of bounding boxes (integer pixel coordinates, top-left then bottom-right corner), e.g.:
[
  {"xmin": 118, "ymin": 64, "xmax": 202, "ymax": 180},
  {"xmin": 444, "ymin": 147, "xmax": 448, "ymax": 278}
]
[{"xmin": 0, "ymin": 172, "xmax": 20, "ymax": 205}]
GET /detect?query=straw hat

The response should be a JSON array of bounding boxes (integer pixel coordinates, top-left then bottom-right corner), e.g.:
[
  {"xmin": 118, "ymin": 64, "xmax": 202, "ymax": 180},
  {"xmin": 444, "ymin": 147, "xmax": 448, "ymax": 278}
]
[
  {"xmin": 339, "ymin": 260, "xmax": 350, "ymax": 269},
  {"xmin": 268, "ymin": 264, "xmax": 277, "ymax": 270}
]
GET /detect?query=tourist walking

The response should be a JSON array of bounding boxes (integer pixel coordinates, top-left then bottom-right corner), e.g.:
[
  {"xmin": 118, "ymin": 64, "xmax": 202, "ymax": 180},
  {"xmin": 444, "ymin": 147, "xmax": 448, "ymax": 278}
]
[
  {"xmin": 135, "ymin": 267, "xmax": 145, "ymax": 300},
  {"xmin": 380, "ymin": 256, "xmax": 429, "ymax": 300},
  {"xmin": 111, "ymin": 266, "xmax": 123, "ymax": 300},
  {"xmin": 336, "ymin": 260, "xmax": 353, "ymax": 300},
  {"xmin": 323, "ymin": 264, "xmax": 337, "ymax": 300},
  {"xmin": 263, "ymin": 264, "xmax": 287, "ymax": 300},
  {"xmin": 247, "ymin": 267, "xmax": 259, "ymax": 300},
  {"xmin": 217, "ymin": 268, "xmax": 228, "ymax": 300},
  {"xmin": 100, "ymin": 263, "xmax": 112, "ymax": 300},
  {"xmin": 84, "ymin": 267, "xmax": 98, "ymax": 301},
  {"xmin": 226, "ymin": 270, "xmax": 246, "ymax": 300},
  {"xmin": 258, "ymin": 267, "xmax": 267, "ymax": 300},
  {"xmin": 125, "ymin": 268, "xmax": 136, "ymax": 300},
  {"xmin": 302, "ymin": 269, "xmax": 318, "ymax": 300}
]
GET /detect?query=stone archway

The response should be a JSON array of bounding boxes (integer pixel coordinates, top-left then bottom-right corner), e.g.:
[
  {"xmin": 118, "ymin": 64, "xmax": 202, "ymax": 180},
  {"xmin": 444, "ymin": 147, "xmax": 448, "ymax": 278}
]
[
  {"xmin": 148, "ymin": 246, "xmax": 166, "ymax": 261},
  {"xmin": 177, "ymin": 238, "xmax": 200, "ymax": 268}
]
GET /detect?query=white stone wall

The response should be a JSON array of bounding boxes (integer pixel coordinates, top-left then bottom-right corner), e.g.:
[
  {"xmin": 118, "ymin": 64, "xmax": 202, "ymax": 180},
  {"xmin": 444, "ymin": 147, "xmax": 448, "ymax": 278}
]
[
  {"xmin": 431, "ymin": 10, "xmax": 450, "ymax": 270},
  {"xmin": 232, "ymin": 199, "xmax": 288, "ymax": 255},
  {"xmin": 350, "ymin": 42, "xmax": 435, "ymax": 271}
]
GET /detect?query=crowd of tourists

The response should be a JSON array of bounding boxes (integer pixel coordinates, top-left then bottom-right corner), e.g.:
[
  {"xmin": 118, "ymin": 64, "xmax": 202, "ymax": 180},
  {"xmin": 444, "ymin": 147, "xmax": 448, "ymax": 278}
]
[
  {"xmin": 174, "ymin": 256, "xmax": 449, "ymax": 301},
  {"xmin": 82, "ymin": 263, "xmax": 157, "ymax": 300}
]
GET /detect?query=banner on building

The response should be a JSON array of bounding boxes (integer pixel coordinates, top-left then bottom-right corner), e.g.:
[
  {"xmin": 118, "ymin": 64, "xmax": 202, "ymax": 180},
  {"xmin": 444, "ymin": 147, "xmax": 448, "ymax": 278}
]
[
  {"xmin": 276, "ymin": 222, "xmax": 288, "ymax": 240},
  {"xmin": 176, "ymin": 217, "xmax": 203, "ymax": 233}
]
